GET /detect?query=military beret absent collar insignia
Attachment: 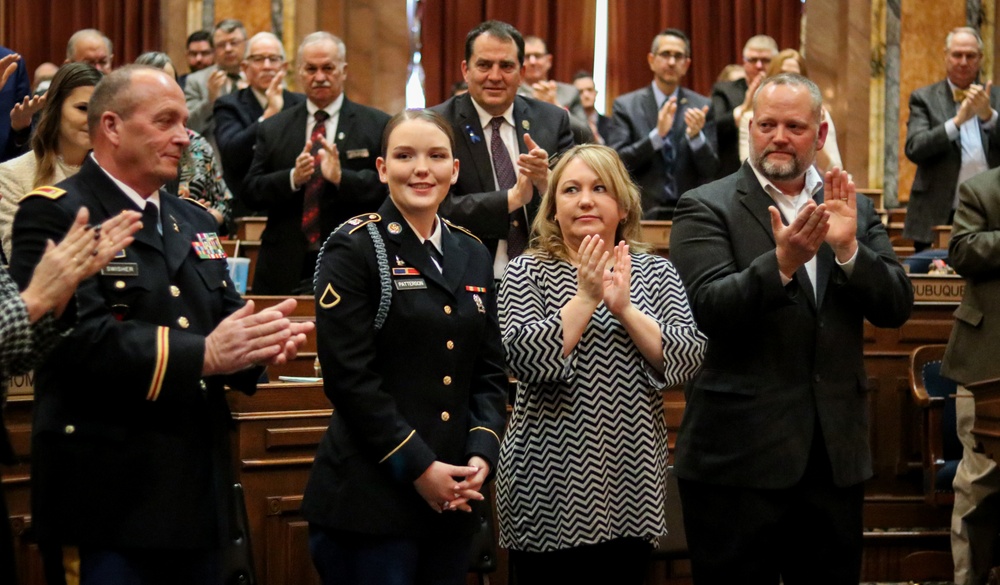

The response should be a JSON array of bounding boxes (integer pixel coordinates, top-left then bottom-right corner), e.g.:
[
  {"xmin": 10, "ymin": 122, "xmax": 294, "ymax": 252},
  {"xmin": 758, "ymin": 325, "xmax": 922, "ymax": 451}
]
[
  {"xmin": 319, "ymin": 283, "xmax": 341, "ymax": 309},
  {"xmin": 387, "ymin": 222, "xmax": 402, "ymax": 235},
  {"xmin": 442, "ymin": 219, "xmax": 482, "ymax": 243},
  {"xmin": 24, "ymin": 186, "xmax": 67, "ymax": 200}
]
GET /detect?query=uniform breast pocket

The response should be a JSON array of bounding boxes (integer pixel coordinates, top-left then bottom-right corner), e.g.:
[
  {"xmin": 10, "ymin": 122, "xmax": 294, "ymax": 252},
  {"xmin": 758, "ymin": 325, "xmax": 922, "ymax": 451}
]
[
  {"xmin": 193, "ymin": 258, "xmax": 229, "ymax": 292},
  {"xmin": 99, "ymin": 271, "xmax": 152, "ymax": 321}
]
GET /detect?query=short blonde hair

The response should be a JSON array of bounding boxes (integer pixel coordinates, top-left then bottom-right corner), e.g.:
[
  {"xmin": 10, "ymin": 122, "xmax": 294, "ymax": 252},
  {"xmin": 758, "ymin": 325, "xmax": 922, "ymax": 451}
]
[{"xmin": 528, "ymin": 144, "xmax": 650, "ymax": 261}]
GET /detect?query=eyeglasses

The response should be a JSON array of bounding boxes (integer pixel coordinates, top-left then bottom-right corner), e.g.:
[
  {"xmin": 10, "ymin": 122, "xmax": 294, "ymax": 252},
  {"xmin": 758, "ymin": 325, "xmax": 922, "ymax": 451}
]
[
  {"xmin": 655, "ymin": 51, "xmax": 688, "ymax": 62},
  {"xmin": 246, "ymin": 54, "xmax": 284, "ymax": 64},
  {"xmin": 83, "ymin": 58, "xmax": 111, "ymax": 68}
]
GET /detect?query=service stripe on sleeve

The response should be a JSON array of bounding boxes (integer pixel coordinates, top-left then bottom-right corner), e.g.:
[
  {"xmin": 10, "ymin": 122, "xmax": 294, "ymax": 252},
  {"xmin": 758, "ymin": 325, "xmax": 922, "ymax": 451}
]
[
  {"xmin": 146, "ymin": 326, "xmax": 169, "ymax": 401},
  {"xmin": 469, "ymin": 426, "xmax": 501, "ymax": 445},
  {"xmin": 379, "ymin": 430, "xmax": 415, "ymax": 464}
]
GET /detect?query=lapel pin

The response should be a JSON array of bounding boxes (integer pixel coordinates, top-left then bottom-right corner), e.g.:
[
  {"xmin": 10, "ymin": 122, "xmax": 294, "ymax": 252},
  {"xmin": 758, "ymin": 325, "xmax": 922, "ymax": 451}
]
[
  {"xmin": 337, "ymin": 132, "xmax": 345, "ymax": 141},
  {"xmin": 522, "ymin": 120, "xmax": 530, "ymax": 131}
]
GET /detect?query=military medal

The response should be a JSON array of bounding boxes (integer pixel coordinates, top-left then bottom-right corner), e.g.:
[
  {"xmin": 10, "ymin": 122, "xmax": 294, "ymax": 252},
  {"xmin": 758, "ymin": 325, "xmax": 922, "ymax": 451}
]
[
  {"xmin": 193, "ymin": 232, "xmax": 226, "ymax": 259},
  {"xmin": 465, "ymin": 285, "xmax": 486, "ymax": 293},
  {"xmin": 396, "ymin": 255, "xmax": 405, "ymax": 266},
  {"xmin": 393, "ymin": 267, "xmax": 420, "ymax": 276},
  {"xmin": 473, "ymin": 294, "xmax": 486, "ymax": 314}
]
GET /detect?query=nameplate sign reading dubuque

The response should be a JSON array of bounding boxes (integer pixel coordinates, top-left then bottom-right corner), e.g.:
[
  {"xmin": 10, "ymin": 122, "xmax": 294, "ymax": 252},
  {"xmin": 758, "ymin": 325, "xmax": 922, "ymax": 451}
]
[{"xmin": 910, "ymin": 274, "xmax": 964, "ymax": 303}]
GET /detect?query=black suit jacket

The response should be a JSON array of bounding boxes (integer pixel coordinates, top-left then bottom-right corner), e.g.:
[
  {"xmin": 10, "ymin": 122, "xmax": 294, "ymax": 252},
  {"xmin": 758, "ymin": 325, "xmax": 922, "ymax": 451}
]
[
  {"xmin": 9, "ymin": 158, "xmax": 261, "ymax": 549},
  {"xmin": 903, "ymin": 79, "xmax": 1000, "ymax": 243},
  {"xmin": 242, "ymin": 98, "xmax": 390, "ymax": 294},
  {"xmin": 214, "ymin": 87, "xmax": 305, "ymax": 199},
  {"xmin": 668, "ymin": 163, "xmax": 913, "ymax": 489},
  {"xmin": 302, "ymin": 198, "xmax": 507, "ymax": 537},
  {"xmin": 710, "ymin": 78, "xmax": 749, "ymax": 178},
  {"xmin": 430, "ymin": 94, "xmax": 574, "ymax": 257},
  {"xmin": 609, "ymin": 85, "xmax": 720, "ymax": 219}
]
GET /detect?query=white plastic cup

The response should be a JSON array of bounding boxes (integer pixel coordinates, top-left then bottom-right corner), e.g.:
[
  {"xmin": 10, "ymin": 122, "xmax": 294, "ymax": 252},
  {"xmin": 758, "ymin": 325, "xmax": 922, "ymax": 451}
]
[{"xmin": 226, "ymin": 257, "xmax": 250, "ymax": 294}]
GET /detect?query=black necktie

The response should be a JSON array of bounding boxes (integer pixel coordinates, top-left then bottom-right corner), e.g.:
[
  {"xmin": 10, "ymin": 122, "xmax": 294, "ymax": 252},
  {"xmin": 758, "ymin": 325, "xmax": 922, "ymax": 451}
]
[
  {"xmin": 424, "ymin": 240, "xmax": 443, "ymax": 273},
  {"xmin": 142, "ymin": 203, "xmax": 161, "ymax": 237}
]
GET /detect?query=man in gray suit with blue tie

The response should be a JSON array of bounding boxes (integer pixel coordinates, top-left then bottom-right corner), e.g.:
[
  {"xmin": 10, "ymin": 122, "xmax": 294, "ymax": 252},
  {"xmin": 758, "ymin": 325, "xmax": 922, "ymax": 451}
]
[
  {"xmin": 609, "ymin": 28, "xmax": 719, "ymax": 220},
  {"xmin": 904, "ymin": 27, "xmax": 1000, "ymax": 251}
]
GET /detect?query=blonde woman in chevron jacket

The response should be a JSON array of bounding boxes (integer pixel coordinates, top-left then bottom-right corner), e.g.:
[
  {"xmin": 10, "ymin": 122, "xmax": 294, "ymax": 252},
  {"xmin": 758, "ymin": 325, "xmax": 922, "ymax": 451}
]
[{"xmin": 496, "ymin": 144, "xmax": 706, "ymax": 584}]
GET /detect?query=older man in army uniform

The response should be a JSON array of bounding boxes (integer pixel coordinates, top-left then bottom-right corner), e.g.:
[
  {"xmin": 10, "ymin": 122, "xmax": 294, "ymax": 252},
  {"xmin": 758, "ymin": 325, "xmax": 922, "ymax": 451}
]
[{"xmin": 9, "ymin": 65, "xmax": 313, "ymax": 585}]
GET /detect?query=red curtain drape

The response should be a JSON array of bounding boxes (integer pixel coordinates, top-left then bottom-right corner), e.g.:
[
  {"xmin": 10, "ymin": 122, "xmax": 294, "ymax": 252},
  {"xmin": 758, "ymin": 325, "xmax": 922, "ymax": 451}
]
[
  {"xmin": 3, "ymin": 0, "xmax": 160, "ymax": 88},
  {"xmin": 608, "ymin": 0, "xmax": 801, "ymax": 100},
  {"xmin": 422, "ymin": 0, "xmax": 595, "ymax": 108}
]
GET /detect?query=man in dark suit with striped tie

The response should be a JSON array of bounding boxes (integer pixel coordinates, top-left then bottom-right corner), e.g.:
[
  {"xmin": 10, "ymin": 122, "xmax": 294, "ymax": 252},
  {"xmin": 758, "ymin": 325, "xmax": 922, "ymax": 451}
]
[
  {"xmin": 431, "ymin": 20, "xmax": 574, "ymax": 278},
  {"xmin": 243, "ymin": 32, "xmax": 389, "ymax": 295}
]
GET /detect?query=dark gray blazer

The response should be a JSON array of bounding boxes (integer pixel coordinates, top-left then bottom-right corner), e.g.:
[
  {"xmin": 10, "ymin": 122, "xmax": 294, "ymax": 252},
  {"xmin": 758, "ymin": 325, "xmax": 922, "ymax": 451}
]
[
  {"xmin": 669, "ymin": 163, "xmax": 913, "ymax": 489},
  {"xmin": 904, "ymin": 80, "xmax": 1000, "ymax": 243},
  {"xmin": 609, "ymin": 85, "xmax": 719, "ymax": 218},
  {"xmin": 430, "ymin": 93, "xmax": 574, "ymax": 257},
  {"xmin": 710, "ymin": 77, "xmax": 749, "ymax": 178}
]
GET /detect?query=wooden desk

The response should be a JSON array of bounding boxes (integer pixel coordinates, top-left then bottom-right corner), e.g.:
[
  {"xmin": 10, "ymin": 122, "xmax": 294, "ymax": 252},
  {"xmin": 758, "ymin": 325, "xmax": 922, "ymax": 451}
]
[
  {"xmin": 235, "ymin": 217, "xmax": 267, "ymax": 241},
  {"xmin": 639, "ymin": 220, "xmax": 671, "ymax": 256},
  {"xmin": 858, "ymin": 188, "xmax": 883, "ymax": 210}
]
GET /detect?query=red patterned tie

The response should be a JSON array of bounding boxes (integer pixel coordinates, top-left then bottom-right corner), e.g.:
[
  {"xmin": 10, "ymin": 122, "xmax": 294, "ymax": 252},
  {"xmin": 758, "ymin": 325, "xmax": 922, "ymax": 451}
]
[
  {"xmin": 302, "ymin": 110, "xmax": 330, "ymax": 245},
  {"xmin": 490, "ymin": 117, "xmax": 526, "ymax": 257}
]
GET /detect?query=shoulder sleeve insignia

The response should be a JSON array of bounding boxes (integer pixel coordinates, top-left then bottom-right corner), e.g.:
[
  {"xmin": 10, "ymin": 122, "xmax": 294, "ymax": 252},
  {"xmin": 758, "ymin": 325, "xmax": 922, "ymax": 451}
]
[
  {"xmin": 23, "ymin": 186, "xmax": 67, "ymax": 200},
  {"xmin": 318, "ymin": 282, "xmax": 341, "ymax": 309},
  {"xmin": 442, "ymin": 219, "xmax": 482, "ymax": 243},
  {"xmin": 343, "ymin": 213, "xmax": 381, "ymax": 235}
]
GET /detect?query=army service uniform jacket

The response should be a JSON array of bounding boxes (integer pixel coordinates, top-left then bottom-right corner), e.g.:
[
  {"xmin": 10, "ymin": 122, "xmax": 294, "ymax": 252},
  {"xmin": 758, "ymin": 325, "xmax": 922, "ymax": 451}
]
[
  {"xmin": 9, "ymin": 157, "xmax": 261, "ymax": 550},
  {"xmin": 302, "ymin": 197, "xmax": 507, "ymax": 537}
]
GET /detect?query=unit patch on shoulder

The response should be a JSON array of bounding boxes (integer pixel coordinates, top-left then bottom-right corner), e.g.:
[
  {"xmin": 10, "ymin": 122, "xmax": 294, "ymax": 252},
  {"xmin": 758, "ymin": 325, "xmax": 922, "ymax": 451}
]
[
  {"xmin": 344, "ymin": 213, "xmax": 381, "ymax": 234},
  {"xmin": 442, "ymin": 219, "xmax": 481, "ymax": 243},
  {"xmin": 24, "ymin": 186, "xmax": 67, "ymax": 200}
]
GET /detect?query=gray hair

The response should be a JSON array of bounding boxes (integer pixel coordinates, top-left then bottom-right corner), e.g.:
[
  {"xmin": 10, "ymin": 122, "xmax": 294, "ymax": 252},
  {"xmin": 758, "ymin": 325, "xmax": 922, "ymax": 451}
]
[
  {"xmin": 743, "ymin": 34, "xmax": 778, "ymax": 57},
  {"xmin": 66, "ymin": 29, "xmax": 113, "ymax": 61},
  {"xmin": 297, "ymin": 32, "xmax": 346, "ymax": 64},
  {"xmin": 244, "ymin": 31, "xmax": 286, "ymax": 60},
  {"xmin": 752, "ymin": 72, "xmax": 823, "ymax": 122},
  {"xmin": 945, "ymin": 26, "xmax": 983, "ymax": 52}
]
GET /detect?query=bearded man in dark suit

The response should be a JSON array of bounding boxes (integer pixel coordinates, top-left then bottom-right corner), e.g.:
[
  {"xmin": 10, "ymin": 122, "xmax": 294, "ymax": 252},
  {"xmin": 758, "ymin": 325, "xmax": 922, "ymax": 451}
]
[
  {"xmin": 243, "ymin": 32, "xmax": 389, "ymax": 295},
  {"xmin": 669, "ymin": 73, "xmax": 913, "ymax": 584}
]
